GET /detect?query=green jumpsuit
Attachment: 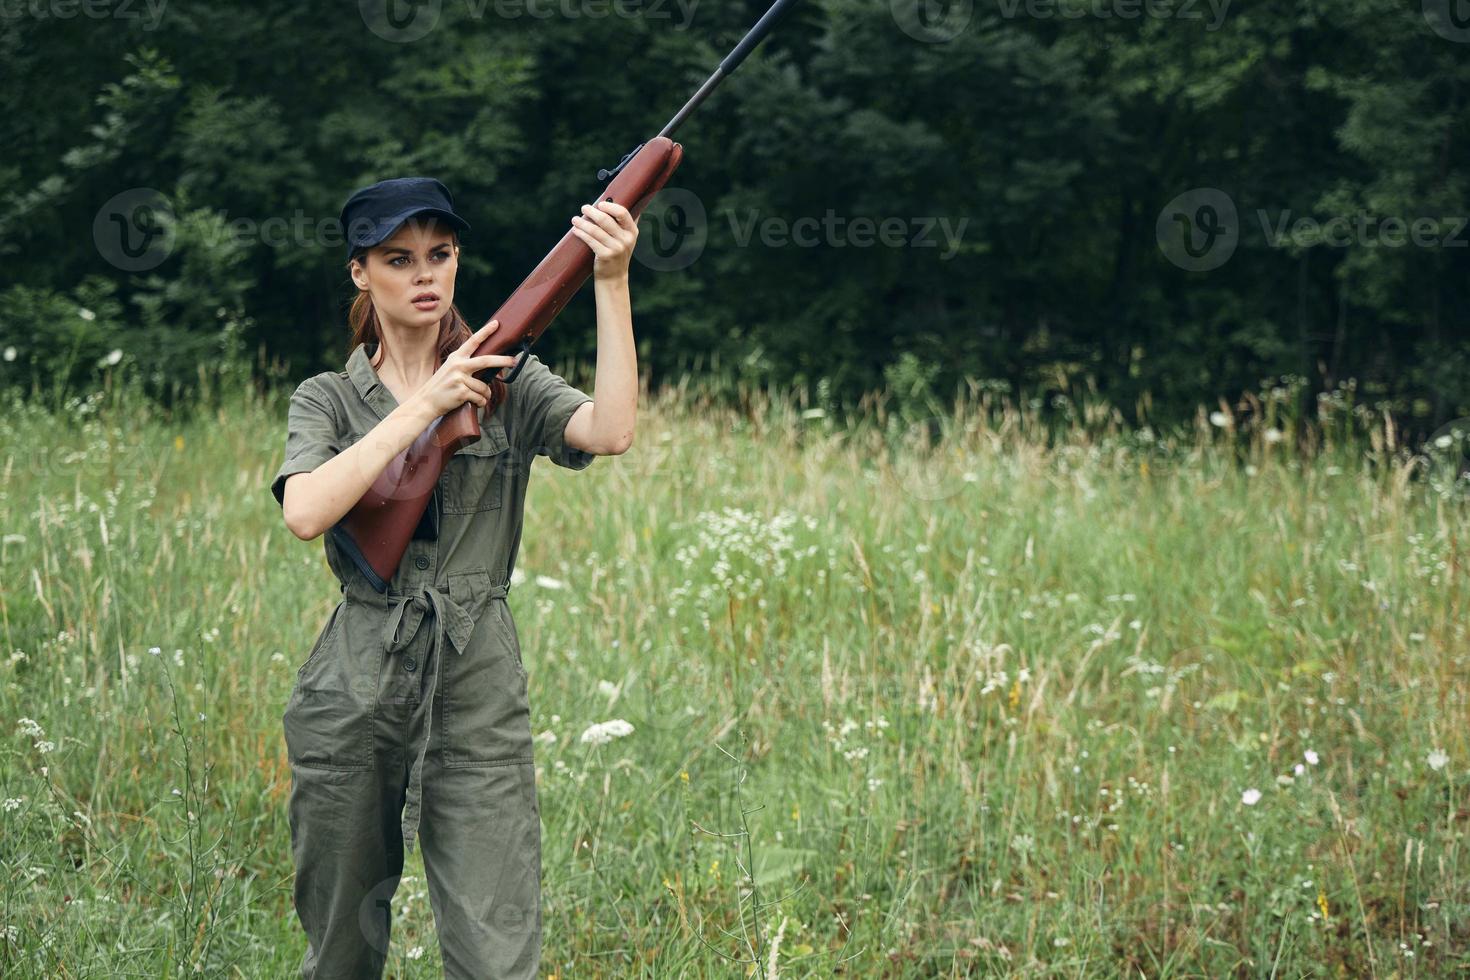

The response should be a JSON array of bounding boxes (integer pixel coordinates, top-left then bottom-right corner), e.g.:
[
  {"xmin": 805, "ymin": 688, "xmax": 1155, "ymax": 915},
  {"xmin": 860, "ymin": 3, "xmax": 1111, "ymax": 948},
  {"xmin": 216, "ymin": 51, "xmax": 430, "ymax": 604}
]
[{"xmin": 269, "ymin": 341, "xmax": 596, "ymax": 979}]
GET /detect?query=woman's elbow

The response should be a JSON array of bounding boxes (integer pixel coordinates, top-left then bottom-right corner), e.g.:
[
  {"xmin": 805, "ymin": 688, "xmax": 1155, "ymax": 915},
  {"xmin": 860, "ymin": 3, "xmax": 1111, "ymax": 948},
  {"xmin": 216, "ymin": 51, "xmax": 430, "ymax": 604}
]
[
  {"xmin": 281, "ymin": 477, "xmax": 324, "ymax": 541},
  {"xmin": 283, "ymin": 506, "xmax": 321, "ymax": 542}
]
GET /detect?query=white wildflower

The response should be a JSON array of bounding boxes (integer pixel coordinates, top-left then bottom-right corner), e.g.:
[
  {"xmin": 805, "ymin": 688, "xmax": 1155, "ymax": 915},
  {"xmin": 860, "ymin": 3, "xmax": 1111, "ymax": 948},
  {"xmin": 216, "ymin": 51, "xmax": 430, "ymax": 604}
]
[
  {"xmin": 3, "ymin": 798, "xmax": 23, "ymax": 811},
  {"xmin": 1241, "ymin": 788, "xmax": 1262, "ymax": 806},
  {"xmin": 579, "ymin": 719, "xmax": 634, "ymax": 747},
  {"xmin": 407, "ymin": 947, "xmax": 424, "ymax": 960},
  {"xmin": 1304, "ymin": 749, "xmax": 1320, "ymax": 766},
  {"xmin": 1426, "ymin": 749, "xmax": 1449, "ymax": 772},
  {"xmin": 1209, "ymin": 411, "xmax": 1230, "ymax": 428},
  {"xmin": 535, "ymin": 575, "xmax": 566, "ymax": 590},
  {"xmin": 2, "ymin": 346, "xmax": 15, "ymax": 361},
  {"xmin": 17, "ymin": 718, "xmax": 44, "ymax": 738},
  {"xmin": 78, "ymin": 308, "xmax": 96, "ymax": 321}
]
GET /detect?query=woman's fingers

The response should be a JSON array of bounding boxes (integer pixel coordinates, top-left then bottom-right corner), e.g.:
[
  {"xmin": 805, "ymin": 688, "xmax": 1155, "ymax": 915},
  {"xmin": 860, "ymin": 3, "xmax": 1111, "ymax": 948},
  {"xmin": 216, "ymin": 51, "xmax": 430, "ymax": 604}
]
[
  {"xmin": 570, "ymin": 225, "xmax": 606, "ymax": 256},
  {"xmin": 573, "ymin": 209, "xmax": 616, "ymax": 245},
  {"xmin": 457, "ymin": 376, "xmax": 490, "ymax": 406},
  {"xmin": 457, "ymin": 320, "xmax": 498, "ymax": 357},
  {"xmin": 579, "ymin": 203, "xmax": 617, "ymax": 230},
  {"xmin": 571, "ymin": 221, "xmax": 614, "ymax": 255},
  {"xmin": 468, "ymin": 353, "xmax": 517, "ymax": 372},
  {"xmin": 597, "ymin": 199, "xmax": 636, "ymax": 230}
]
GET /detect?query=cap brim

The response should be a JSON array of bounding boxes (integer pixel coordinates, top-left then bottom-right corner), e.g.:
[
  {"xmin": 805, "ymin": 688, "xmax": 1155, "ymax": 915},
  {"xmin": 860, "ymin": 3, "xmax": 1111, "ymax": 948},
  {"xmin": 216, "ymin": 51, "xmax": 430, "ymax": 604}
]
[{"xmin": 351, "ymin": 207, "xmax": 470, "ymax": 253}]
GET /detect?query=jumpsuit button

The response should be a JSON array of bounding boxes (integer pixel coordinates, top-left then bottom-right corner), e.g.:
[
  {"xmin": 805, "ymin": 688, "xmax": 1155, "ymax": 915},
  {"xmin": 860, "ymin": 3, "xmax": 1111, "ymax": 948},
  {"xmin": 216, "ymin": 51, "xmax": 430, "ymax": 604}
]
[
  {"xmin": 414, "ymin": 555, "xmax": 430, "ymax": 570},
  {"xmin": 404, "ymin": 656, "xmax": 417, "ymax": 672}
]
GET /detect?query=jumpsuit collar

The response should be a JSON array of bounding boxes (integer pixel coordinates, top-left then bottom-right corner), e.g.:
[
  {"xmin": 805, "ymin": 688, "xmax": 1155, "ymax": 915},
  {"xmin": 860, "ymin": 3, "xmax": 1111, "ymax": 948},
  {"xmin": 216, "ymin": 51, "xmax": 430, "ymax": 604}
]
[{"xmin": 346, "ymin": 343, "xmax": 400, "ymax": 422}]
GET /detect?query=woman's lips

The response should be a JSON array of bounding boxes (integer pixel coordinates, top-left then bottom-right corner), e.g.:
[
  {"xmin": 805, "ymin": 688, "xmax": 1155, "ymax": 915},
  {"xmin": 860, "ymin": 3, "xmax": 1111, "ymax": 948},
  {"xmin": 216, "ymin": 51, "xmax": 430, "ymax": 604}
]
[{"xmin": 412, "ymin": 297, "xmax": 439, "ymax": 310}]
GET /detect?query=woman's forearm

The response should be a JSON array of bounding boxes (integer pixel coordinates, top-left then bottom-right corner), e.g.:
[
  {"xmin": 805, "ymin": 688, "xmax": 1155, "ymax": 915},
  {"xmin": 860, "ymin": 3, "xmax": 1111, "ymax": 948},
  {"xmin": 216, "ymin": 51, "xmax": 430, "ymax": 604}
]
[
  {"xmin": 586, "ymin": 273, "xmax": 637, "ymax": 453},
  {"xmin": 281, "ymin": 396, "xmax": 440, "ymax": 541}
]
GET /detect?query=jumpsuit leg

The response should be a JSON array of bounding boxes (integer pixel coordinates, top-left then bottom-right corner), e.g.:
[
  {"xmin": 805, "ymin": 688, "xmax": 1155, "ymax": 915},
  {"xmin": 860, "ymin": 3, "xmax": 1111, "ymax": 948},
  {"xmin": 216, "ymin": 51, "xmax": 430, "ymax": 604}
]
[
  {"xmin": 416, "ymin": 601, "xmax": 543, "ymax": 980},
  {"xmin": 285, "ymin": 765, "xmax": 405, "ymax": 979},
  {"xmin": 284, "ymin": 602, "xmax": 421, "ymax": 980},
  {"xmin": 418, "ymin": 759, "xmax": 543, "ymax": 979}
]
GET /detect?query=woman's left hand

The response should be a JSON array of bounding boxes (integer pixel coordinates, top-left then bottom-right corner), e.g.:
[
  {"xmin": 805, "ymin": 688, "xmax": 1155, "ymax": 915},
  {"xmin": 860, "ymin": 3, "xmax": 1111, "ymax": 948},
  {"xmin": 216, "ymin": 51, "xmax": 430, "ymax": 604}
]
[{"xmin": 571, "ymin": 200, "xmax": 639, "ymax": 282}]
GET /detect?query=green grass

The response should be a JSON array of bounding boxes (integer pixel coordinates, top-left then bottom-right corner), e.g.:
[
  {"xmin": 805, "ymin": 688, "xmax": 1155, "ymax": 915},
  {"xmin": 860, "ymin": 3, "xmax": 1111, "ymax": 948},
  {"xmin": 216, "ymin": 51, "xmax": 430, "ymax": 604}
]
[{"xmin": 1, "ymin": 365, "xmax": 1466, "ymax": 977}]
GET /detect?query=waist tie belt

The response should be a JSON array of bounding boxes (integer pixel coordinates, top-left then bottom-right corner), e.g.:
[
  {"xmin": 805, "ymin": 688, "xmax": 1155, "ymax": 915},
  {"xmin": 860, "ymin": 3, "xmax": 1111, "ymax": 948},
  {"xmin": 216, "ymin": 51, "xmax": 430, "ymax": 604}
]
[{"xmin": 380, "ymin": 579, "xmax": 509, "ymax": 854}]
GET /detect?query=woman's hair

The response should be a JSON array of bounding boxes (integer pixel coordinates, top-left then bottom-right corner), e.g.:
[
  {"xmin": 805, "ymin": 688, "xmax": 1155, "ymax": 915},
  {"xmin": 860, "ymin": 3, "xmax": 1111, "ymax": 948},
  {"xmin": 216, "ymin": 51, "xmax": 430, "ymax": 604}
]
[{"xmin": 345, "ymin": 232, "xmax": 508, "ymax": 415}]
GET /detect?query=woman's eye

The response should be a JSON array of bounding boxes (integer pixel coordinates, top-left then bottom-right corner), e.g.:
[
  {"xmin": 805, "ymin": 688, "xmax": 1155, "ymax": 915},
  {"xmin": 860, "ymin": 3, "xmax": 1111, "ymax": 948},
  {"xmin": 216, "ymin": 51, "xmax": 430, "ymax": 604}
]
[{"xmin": 389, "ymin": 253, "xmax": 447, "ymax": 266}]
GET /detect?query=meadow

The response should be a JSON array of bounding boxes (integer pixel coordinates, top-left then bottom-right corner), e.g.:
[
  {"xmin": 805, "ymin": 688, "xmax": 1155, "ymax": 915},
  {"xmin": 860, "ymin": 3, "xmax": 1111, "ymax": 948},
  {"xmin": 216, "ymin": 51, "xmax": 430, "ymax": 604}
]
[{"xmin": 1, "ymin": 363, "xmax": 1466, "ymax": 977}]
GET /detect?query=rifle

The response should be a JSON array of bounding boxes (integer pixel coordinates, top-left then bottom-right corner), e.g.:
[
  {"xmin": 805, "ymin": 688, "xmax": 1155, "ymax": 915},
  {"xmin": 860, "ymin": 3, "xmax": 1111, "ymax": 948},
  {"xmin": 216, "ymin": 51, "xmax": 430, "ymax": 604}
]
[{"xmin": 332, "ymin": 0, "xmax": 802, "ymax": 592}]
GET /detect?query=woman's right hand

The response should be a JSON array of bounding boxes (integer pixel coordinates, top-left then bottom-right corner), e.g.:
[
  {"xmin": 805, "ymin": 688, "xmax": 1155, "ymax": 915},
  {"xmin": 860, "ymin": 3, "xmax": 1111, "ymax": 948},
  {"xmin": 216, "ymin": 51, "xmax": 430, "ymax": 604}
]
[{"xmin": 410, "ymin": 320, "xmax": 519, "ymax": 419}]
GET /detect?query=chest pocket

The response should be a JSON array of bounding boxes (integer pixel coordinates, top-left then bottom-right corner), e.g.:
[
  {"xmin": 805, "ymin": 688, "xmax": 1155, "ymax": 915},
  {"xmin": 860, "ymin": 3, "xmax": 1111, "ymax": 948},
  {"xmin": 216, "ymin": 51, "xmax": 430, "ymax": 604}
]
[{"xmin": 441, "ymin": 419, "xmax": 510, "ymax": 515}]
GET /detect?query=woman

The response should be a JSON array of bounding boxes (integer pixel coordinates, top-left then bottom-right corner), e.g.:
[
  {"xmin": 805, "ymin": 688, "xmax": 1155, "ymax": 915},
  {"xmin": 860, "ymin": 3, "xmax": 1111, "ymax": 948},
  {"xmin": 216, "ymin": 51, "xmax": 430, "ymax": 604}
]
[{"xmin": 269, "ymin": 176, "xmax": 638, "ymax": 978}]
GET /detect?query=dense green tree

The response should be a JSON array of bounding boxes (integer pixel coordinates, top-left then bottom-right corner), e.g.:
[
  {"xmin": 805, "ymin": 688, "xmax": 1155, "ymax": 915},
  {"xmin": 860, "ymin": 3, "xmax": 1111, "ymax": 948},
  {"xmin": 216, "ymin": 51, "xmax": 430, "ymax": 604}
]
[{"xmin": 0, "ymin": 0, "xmax": 1465, "ymax": 431}]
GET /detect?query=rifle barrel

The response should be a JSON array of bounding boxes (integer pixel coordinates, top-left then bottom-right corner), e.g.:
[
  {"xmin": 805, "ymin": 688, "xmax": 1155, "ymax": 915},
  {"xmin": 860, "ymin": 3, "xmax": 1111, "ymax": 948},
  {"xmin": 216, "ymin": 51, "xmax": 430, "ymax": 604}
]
[{"xmin": 657, "ymin": 0, "xmax": 801, "ymax": 140}]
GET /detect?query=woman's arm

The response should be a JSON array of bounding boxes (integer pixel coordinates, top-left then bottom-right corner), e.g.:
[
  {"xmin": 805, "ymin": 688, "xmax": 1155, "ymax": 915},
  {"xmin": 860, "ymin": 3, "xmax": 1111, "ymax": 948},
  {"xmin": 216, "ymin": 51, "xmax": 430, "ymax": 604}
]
[
  {"xmin": 564, "ymin": 200, "xmax": 639, "ymax": 456},
  {"xmin": 281, "ymin": 396, "xmax": 440, "ymax": 541},
  {"xmin": 280, "ymin": 322, "xmax": 509, "ymax": 541}
]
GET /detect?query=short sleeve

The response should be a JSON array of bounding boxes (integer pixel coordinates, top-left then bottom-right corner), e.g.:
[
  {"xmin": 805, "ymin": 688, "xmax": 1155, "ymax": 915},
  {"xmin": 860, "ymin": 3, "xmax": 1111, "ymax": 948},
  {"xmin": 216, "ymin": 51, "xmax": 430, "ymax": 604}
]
[
  {"xmin": 270, "ymin": 377, "xmax": 342, "ymax": 507},
  {"xmin": 511, "ymin": 353, "xmax": 596, "ymax": 470}
]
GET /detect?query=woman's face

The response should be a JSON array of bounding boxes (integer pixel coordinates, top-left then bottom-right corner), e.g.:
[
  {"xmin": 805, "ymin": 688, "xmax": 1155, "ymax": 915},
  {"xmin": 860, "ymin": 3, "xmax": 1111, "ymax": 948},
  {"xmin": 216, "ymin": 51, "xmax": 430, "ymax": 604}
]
[{"xmin": 350, "ymin": 218, "xmax": 459, "ymax": 332}]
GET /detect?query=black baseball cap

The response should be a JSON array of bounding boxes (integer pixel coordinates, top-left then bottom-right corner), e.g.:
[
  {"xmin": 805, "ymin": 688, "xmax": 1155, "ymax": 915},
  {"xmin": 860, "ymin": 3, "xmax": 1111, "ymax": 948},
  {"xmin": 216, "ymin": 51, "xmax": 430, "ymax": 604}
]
[{"xmin": 339, "ymin": 177, "xmax": 470, "ymax": 260}]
